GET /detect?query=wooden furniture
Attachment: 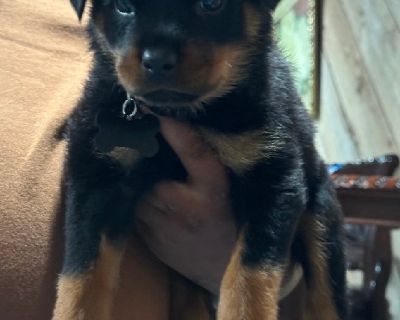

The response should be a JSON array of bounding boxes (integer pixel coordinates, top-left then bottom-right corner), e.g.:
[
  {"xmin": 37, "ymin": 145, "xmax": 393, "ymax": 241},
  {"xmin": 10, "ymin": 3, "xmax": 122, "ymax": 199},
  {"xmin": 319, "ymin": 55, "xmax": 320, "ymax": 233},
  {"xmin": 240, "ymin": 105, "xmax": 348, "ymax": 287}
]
[{"xmin": 330, "ymin": 154, "xmax": 400, "ymax": 320}]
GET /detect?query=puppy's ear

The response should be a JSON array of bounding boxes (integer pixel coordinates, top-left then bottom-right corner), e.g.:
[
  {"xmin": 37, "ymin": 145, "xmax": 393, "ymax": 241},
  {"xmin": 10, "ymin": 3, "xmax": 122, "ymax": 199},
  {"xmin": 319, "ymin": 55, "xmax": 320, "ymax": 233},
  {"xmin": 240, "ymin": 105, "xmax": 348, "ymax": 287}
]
[{"xmin": 70, "ymin": 0, "xmax": 87, "ymax": 20}]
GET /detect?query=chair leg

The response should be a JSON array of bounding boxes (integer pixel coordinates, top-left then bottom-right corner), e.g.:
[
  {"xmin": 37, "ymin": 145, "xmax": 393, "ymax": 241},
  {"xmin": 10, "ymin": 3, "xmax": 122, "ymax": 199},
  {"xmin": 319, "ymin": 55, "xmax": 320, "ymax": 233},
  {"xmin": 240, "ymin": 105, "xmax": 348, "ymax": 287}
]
[{"xmin": 369, "ymin": 228, "xmax": 392, "ymax": 320}]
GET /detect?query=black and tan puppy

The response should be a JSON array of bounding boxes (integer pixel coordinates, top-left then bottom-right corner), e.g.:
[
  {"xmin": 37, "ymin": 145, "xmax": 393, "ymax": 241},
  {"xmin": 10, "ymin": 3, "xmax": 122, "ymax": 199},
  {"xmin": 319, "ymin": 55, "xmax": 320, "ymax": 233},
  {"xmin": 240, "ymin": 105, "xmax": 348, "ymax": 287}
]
[{"xmin": 53, "ymin": 0, "xmax": 346, "ymax": 319}]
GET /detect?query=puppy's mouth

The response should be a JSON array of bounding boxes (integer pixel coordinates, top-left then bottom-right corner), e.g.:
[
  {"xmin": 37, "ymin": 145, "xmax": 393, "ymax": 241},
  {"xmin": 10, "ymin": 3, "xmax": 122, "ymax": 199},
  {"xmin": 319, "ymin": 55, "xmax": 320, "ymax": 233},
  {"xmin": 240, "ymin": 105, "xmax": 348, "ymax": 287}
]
[{"xmin": 137, "ymin": 90, "xmax": 200, "ymax": 107}]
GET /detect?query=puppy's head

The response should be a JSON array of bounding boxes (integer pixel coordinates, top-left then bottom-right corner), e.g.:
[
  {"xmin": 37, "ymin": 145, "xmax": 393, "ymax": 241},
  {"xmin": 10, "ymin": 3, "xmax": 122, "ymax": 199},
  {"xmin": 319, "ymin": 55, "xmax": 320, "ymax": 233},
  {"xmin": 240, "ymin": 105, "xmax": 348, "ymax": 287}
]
[{"xmin": 72, "ymin": 0, "xmax": 279, "ymax": 110}]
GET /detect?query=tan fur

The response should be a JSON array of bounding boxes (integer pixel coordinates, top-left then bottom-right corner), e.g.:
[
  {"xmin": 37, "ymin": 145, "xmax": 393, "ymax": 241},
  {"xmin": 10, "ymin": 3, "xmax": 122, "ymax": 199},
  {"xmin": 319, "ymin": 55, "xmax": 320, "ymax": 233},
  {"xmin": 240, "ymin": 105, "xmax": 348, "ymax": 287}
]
[
  {"xmin": 218, "ymin": 231, "xmax": 283, "ymax": 320},
  {"xmin": 200, "ymin": 128, "xmax": 283, "ymax": 174},
  {"xmin": 198, "ymin": 3, "xmax": 265, "ymax": 105},
  {"xmin": 300, "ymin": 216, "xmax": 339, "ymax": 320},
  {"xmin": 52, "ymin": 236, "xmax": 124, "ymax": 320},
  {"xmin": 108, "ymin": 147, "xmax": 141, "ymax": 169},
  {"xmin": 116, "ymin": 48, "xmax": 142, "ymax": 94},
  {"xmin": 198, "ymin": 44, "xmax": 249, "ymax": 106}
]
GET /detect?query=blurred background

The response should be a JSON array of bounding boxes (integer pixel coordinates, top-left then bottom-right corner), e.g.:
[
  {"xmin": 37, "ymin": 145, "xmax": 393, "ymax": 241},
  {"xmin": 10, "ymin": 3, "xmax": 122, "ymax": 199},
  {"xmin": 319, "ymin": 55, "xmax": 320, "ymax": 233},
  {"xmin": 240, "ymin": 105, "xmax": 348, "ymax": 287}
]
[{"xmin": 275, "ymin": 0, "xmax": 400, "ymax": 319}]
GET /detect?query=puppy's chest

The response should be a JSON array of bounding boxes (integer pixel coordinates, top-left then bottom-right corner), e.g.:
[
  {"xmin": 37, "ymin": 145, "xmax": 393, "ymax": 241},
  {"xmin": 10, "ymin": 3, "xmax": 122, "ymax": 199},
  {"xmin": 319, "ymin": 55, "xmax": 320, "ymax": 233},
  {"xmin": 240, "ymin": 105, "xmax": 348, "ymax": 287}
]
[
  {"xmin": 199, "ymin": 128, "xmax": 271, "ymax": 174},
  {"xmin": 105, "ymin": 124, "xmax": 276, "ymax": 175}
]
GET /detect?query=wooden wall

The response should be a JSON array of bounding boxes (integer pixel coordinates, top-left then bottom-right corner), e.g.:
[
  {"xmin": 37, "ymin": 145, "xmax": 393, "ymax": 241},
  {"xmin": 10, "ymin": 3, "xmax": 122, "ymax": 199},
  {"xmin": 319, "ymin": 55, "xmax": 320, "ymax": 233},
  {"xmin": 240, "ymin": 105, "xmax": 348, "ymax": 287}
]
[
  {"xmin": 316, "ymin": 0, "xmax": 400, "ymax": 164},
  {"xmin": 316, "ymin": 3, "xmax": 400, "ymax": 318}
]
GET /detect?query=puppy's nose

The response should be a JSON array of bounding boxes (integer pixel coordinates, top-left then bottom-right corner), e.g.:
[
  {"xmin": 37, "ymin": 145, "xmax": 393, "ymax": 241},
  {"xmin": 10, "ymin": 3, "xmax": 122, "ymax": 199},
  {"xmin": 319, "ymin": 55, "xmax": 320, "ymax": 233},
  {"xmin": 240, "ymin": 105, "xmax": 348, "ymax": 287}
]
[{"xmin": 141, "ymin": 48, "xmax": 177, "ymax": 77}]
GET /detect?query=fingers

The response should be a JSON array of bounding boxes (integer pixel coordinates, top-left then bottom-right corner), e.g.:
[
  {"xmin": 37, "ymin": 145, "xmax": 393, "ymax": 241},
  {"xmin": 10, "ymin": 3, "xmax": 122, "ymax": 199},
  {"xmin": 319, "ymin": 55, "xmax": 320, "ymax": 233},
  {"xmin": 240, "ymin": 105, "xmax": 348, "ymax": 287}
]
[
  {"xmin": 158, "ymin": 116, "xmax": 227, "ymax": 189},
  {"xmin": 140, "ymin": 181, "xmax": 185, "ymax": 214},
  {"xmin": 134, "ymin": 183, "xmax": 237, "ymax": 295},
  {"xmin": 135, "ymin": 188, "xmax": 193, "ymax": 256},
  {"xmin": 137, "ymin": 181, "xmax": 203, "ymax": 229}
]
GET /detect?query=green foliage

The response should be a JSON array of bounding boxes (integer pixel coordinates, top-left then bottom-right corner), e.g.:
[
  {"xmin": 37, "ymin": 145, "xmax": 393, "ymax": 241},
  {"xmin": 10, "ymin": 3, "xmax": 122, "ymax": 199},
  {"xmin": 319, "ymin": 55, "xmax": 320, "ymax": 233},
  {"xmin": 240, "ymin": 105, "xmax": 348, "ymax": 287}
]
[{"xmin": 274, "ymin": 1, "xmax": 314, "ymax": 113}]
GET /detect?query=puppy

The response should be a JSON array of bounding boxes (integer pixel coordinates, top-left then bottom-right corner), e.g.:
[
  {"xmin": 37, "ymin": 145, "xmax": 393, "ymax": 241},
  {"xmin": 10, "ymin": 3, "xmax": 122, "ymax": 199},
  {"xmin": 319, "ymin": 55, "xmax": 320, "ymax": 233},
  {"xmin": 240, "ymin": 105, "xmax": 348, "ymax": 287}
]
[{"xmin": 53, "ymin": 0, "xmax": 346, "ymax": 319}]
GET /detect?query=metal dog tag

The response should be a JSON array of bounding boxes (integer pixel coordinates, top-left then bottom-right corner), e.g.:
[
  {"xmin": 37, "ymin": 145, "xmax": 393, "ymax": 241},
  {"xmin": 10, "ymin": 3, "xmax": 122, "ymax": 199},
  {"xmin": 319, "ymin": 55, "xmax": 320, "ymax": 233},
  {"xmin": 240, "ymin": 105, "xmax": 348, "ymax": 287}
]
[{"xmin": 95, "ymin": 113, "xmax": 160, "ymax": 158}]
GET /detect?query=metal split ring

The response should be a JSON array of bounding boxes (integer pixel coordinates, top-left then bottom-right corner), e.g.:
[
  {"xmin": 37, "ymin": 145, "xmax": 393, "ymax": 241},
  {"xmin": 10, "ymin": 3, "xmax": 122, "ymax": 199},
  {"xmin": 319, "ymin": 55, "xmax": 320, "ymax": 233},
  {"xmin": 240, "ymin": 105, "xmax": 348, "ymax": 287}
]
[{"xmin": 122, "ymin": 95, "xmax": 138, "ymax": 121}]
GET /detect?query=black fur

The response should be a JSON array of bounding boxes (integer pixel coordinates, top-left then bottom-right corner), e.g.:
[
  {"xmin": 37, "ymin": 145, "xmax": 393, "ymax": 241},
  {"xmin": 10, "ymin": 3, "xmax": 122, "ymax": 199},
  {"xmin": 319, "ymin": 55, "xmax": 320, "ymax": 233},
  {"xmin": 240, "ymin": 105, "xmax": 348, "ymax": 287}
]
[
  {"xmin": 70, "ymin": 0, "xmax": 86, "ymax": 20},
  {"xmin": 63, "ymin": 0, "xmax": 346, "ymax": 317}
]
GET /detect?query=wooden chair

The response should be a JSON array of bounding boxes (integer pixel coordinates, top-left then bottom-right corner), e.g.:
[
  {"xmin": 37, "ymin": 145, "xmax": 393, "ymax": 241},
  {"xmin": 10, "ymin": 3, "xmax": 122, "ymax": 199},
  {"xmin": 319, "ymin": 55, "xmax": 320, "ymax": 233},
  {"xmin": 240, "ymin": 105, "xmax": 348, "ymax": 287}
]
[{"xmin": 330, "ymin": 154, "xmax": 400, "ymax": 320}]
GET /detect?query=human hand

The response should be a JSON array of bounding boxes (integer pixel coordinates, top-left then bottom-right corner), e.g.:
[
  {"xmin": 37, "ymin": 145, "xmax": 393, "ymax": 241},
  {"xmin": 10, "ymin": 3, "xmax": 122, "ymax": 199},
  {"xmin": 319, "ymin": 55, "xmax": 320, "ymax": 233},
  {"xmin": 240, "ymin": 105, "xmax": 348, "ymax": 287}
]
[{"xmin": 135, "ymin": 117, "xmax": 237, "ymax": 295}]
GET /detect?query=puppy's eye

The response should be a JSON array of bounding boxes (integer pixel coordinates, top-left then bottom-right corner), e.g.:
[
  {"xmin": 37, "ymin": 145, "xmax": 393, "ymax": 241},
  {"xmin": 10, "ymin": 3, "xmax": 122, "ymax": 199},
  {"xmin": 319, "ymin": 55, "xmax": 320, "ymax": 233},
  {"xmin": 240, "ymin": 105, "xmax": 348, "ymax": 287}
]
[
  {"xmin": 198, "ymin": 0, "xmax": 224, "ymax": 13},
  {"xmin": 115, "ymin": 0, "xmax": 135, "ymax": 15}
]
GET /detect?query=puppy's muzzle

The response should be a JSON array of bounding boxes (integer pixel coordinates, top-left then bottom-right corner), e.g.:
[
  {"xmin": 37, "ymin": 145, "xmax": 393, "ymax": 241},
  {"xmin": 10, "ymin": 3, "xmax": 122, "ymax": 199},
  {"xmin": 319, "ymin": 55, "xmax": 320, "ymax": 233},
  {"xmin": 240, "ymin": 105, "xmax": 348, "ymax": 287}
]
[{"xmin": 141, "ymin": 46, "xmax": 178, "ymax": 82}]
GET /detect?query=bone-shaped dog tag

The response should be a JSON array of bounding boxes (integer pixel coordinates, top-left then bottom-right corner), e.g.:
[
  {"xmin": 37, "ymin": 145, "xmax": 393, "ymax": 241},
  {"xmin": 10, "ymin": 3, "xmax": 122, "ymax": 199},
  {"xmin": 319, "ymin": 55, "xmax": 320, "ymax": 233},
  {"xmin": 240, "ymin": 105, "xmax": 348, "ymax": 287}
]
[{"xmin": 95, "ymin": 113, "xmax": 160, "ymax": 158}]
